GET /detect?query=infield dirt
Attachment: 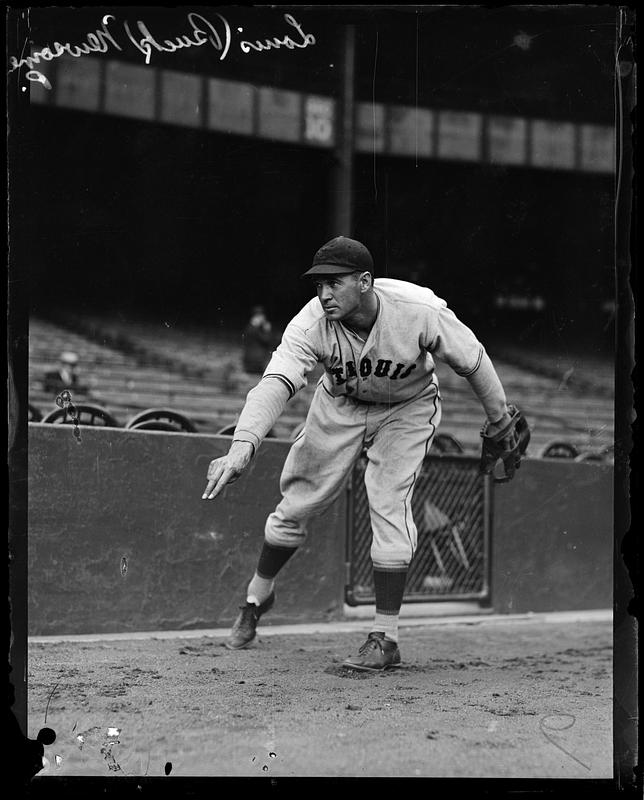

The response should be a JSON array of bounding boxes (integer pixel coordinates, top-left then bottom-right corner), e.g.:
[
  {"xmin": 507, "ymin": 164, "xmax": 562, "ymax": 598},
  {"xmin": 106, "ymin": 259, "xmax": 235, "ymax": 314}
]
[{"xmin": 27, "ymin": 616, "xmax": 612, "ymax": 778}]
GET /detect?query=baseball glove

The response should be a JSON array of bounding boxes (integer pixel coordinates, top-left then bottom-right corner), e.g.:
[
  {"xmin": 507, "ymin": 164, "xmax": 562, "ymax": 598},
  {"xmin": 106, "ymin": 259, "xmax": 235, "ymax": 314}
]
[{"xmin": 479, "ymin": 404, "xmax": 530, "ymax": 483}]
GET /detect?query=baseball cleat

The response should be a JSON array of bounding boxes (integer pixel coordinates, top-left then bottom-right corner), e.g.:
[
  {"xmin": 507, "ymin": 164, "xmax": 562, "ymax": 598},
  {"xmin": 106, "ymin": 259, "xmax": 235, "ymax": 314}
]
[
  {"xmin": 342, "ymin": 631, "xmax": 402, "ymax": 672},
  {"xmin": 225, "ymin": 592, "xmax": 275, "ymax": 650}
]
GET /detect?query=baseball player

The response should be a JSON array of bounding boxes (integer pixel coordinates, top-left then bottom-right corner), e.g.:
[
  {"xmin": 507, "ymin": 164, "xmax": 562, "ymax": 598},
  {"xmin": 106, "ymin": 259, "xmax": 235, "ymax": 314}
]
[{"xmin": 203, "ymin": 236, "xmax": 528, "ymax": 671}]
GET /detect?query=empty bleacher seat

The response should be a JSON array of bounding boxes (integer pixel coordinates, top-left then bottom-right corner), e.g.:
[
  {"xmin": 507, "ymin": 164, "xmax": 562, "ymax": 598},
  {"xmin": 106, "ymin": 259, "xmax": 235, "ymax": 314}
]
[
  {"xmin": 28, "ymin": 403, "xmax": 43, "ymax": 422},
  {"xmin": 538, "ymin": 440, "xmax": 580, "ymax": 459},
  {"xmin": 574, "ymin": 445, "xmax": 613, "ymax": 464},
  {"xmin": 126, "ymin": 408, "xmax": 198, "ymax": 433},
  {"xmin": 431, "ymin": 432, "xmax": 465, "ymax": 454},
  {"xmin": 42, "ymin": 403, "xmax": 120, "ymax": 428}
]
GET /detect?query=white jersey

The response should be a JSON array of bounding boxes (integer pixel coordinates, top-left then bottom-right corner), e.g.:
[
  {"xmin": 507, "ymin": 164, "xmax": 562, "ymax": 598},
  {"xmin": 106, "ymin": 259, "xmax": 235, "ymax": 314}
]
[{"xmin": 263, "ymin": 278, "xmax": 485, "ymax": 404}]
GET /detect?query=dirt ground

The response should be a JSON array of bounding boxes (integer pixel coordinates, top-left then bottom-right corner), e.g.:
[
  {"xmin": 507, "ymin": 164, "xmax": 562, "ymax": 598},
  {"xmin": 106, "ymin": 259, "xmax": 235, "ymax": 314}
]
[{"xmin": 26, "ymin": 616, "xmax": 613, "ymax": 779}]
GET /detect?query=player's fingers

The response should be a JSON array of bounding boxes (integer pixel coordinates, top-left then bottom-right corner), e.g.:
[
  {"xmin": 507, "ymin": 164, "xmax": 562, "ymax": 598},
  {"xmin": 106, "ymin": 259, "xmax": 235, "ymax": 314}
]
[
  {"xmin": 206, "ymin": 458, "xmax": 226, "ymax": 480},
  {"xmin": 480, "ymin": 453, "xmax": 497, "ymax": 475},
  {"xmin": 202, "ymin": 462, "xmax": 224, "ymax": 498},
  {"xmin": 202, "ymin": 479, "xmax": 217, "ymax": 498},
  {"xmin": 504, "ymin": 455, "xmax": 516, "ymax": 481},
  {"xmin": 207, "ymin": 466, "xmax": 237, "ymax": 499}
]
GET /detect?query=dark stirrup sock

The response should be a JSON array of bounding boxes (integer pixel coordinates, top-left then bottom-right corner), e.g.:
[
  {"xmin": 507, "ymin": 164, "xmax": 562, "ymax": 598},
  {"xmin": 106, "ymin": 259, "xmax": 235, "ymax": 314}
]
[
  {"xmin": 246, "ymin": 542, "xmax": 299, "ymax": 605},
  {"xmin": 371, "ymin": 566, "xmax": 409, "ymax": 642},
  {"xmin": 256, "ymin": 541, "xmax": 298, "ymax": 579}
]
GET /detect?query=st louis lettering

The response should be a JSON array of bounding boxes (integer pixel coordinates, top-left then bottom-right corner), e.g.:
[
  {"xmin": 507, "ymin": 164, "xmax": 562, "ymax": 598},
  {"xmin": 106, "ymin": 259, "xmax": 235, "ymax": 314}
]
[
  {"xmin": 390, "ymin": 363, "xmax": 417, "ymax": 380},
  {"xmin": 330, "ymin": 359, "xmax": 417, "ymax": 384},
  {"xmin": 374, "ymin": 359, "xmax": 392, "ymax": 377},
  {"xmin": 330, "ymin": 367, "xmax": 345, "ymax": 386}
]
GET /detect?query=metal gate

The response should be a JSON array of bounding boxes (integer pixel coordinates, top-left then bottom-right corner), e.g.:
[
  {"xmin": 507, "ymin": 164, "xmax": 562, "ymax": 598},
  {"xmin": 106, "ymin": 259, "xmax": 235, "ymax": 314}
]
[{"xmin": 346, "ymin": 454, "xmax": 491, "ymax": 604}]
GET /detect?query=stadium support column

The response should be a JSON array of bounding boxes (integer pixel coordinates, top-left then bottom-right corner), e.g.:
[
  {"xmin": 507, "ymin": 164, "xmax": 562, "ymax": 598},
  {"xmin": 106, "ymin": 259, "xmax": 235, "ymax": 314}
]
[{"xmin": 330, "ymin": 24, "xmax": 355, "ymax": 237}]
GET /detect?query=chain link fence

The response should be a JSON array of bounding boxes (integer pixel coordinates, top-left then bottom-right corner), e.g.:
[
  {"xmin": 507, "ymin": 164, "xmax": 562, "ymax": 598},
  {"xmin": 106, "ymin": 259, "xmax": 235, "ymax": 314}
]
[{"xmin": 346, "ymin": 454, "xmax": 491, "ymax": 604}]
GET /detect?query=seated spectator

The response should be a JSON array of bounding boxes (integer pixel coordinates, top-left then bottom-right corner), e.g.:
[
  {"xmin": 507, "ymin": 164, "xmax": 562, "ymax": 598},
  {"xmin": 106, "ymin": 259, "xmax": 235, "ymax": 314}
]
[
  {"xmin": 42, "ymin": 351, "xmax": 88, "ymax": 396},
  {"xmin": 242, "ymin": 306, "xmax": 275, "ymax": 374}
]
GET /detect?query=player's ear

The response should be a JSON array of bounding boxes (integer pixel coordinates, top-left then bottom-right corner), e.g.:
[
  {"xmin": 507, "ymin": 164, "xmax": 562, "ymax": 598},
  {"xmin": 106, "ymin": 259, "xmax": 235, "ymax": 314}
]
[{"xmin": 359, "ymin": 271, "xmax": 373, "ymax": 291}]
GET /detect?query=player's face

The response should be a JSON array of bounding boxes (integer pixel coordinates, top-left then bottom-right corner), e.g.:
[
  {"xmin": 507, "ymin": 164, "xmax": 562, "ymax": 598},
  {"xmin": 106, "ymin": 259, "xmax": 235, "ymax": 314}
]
[{"xmin": 314, "ymin": 274, "xmax": 363, "ymax": 321}]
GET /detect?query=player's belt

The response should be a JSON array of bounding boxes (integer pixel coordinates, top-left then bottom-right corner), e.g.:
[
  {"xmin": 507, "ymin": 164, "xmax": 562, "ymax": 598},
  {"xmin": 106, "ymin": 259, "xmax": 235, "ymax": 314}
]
[
  {"xmin": 340, "ymin": 376, "xmax": 437, "ymax": 406},
  {"xmin": 346, "ymin": 396, "xmax": 386, "ymax": 406}
]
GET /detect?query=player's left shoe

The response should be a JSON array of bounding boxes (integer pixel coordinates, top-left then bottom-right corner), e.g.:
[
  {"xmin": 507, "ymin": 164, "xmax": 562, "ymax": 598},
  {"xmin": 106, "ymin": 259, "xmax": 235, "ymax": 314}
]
[
  {"xmin": 225, "ymin": 592, "xmax": 275, "ymax": 650},
  {"xmin": 342, "ymin": 631, "xmax": 402, "ymax": 671}
]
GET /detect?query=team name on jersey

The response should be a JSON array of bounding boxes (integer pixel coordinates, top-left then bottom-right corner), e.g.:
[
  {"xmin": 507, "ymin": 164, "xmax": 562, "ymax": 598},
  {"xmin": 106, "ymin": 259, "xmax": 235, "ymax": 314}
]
[{"xmin": 329, "ymin": 358, "xmax": 417, "ymax": 385}]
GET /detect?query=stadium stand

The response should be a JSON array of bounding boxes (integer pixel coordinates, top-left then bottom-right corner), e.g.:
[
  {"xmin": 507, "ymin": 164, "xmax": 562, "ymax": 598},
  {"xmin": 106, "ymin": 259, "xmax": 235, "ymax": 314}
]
[
  {"xmin": 28, "ymin": 314, "xmax": 615, "ymax": 460},
  {"xmin": 125, "ymin": 408, "xmax": 199, "ymax": 433},
  {"xmin": 41, "ymin": 403, "xmax": 120, "ymax": 428}
]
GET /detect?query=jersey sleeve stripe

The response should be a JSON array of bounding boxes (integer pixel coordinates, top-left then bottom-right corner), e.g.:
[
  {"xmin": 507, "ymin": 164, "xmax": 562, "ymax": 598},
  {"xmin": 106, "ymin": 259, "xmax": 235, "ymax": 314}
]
[
  {"xmin": 454, "ymin": 345, "xmax": 484, "ymax": 377},
  {"xmin": 262, "ymin": 373, "xmax": 297, "ymax": 398}
]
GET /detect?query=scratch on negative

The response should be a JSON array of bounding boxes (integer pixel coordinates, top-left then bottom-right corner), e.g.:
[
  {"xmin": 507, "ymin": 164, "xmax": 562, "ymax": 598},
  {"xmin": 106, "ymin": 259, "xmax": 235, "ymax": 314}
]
[{"xmin": 372, "ymin": 31, "xmax": 379, "ymax": 199}]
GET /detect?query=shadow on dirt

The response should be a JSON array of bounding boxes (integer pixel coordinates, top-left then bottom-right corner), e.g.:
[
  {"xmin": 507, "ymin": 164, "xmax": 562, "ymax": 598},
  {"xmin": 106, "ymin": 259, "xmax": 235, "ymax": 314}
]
[{"xmin": 323, "ymin": 665, "xmax": 407, "ymax": 680}]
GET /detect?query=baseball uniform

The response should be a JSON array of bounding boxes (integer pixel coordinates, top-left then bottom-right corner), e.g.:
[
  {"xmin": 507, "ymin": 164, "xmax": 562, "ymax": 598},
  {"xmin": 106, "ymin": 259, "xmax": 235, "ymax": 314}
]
[{"xmin": 233, "ymin": 277, "xmax": 506, "ymax": 568}]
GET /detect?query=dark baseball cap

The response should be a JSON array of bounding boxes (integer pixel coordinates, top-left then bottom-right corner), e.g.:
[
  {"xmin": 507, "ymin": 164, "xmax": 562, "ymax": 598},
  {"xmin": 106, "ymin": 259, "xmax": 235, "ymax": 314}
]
[{"xmin": 301, "ymin": 236, "xmax": 374, "ymax": 277}]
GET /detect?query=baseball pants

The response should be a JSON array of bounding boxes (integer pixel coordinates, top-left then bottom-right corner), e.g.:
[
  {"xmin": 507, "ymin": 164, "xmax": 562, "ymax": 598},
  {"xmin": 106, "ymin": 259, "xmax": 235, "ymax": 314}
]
[{"xmin": 264, "ymin": 379, "xmax": 442, "ymax": 567}]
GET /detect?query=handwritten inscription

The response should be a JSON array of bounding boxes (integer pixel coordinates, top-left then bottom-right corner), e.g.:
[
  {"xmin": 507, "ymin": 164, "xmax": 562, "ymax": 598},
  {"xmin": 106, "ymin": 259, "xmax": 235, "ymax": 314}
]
[
  {"xmin": 539, "ymin": 714, "xmax": 590, "ymax": 771},
  {"xmin": 8, "ymin": 15, "xmax": 122, "ymax": 75},
  {"xmin": 240, "ymin": 14, "xmax": 316, "ymax": 54},
  {"xmin": 7, "ymin": 12, "xmax": 316, "ymax": 86},
  {"xmin": 123, "ymin": 13, "xmax": 231, "ymax": 65}
]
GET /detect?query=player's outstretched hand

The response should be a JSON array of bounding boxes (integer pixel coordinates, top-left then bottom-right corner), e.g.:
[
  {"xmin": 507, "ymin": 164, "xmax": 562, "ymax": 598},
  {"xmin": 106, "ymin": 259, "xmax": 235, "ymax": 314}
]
[{"xmin": 203, "ymin": 440, "xmax": 255, "ymax": 499}]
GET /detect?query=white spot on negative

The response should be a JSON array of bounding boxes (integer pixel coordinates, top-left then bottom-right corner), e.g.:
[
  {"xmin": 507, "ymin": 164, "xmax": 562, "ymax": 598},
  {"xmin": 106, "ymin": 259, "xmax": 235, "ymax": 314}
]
[
  {"xmin": 107, "ymin": 727, "xmax": 121, "ymax": 737},
  {"xmin": 513, "ymin": 32, "xmax": 533, "ymax": 51}
]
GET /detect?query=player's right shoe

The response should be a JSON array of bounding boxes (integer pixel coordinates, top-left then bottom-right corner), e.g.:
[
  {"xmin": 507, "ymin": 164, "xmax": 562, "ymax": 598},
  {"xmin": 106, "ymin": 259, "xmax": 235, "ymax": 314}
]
[
  {"xmin": 342, "ymin": 631, "xmax": 402, "ymax": 671},
  {"xmin": 225, "ymin": 592, "xmax": 275, "ymax": 650}
]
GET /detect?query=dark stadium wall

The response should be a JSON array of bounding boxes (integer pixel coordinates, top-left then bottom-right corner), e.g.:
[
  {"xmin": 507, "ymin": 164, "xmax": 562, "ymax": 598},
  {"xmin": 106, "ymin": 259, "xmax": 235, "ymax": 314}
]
[
  {"xmin": 491, "ymin": 458, "xmax": 613, "ymax": 613},
  {"xmin": 27, "ymin": 425, "xmax": 347, "ymax": 636},
  {"xmin": 27, "ymin": 103, "xmax": 614, "ymax": 352},
  {"xmin": 24, "ymin": 5, "xmax": 616, "ymax": 351},
  {"xmin": 352, "ymin": 157, "xmax": 615, "ymax": 350},
  {"xmin": 27, "ymin": 425, "xmax": 613, "ymax": 635},
  {"xmin": 27, "ymin": 108, "xmax": 333, "ymax": 327}
]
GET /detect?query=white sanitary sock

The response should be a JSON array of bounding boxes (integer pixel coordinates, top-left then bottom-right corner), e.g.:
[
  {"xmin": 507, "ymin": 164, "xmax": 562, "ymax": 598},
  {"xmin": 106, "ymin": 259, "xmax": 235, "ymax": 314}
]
[
  {"xmin": 246, "ymin": 574, "xmax": 274, "ymax": 606},
  {"xmin": 371, "ymin": 612, "xmax": 399, "ymax": 643}
]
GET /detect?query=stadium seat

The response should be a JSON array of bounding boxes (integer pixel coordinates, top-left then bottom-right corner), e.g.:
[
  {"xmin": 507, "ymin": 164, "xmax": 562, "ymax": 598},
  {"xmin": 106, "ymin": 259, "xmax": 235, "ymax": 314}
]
[
  {"xmin": 125, "ymin": 408, "xmax": 198, "ymax": 433},
  {"xmin": 574, "ymin": 445, "xmax": 613, "ymax": 464},
  {"xmin": 574, "ymin": 451, "xmax": 606, "ymax": 463},
  {"xmin": 432, "ymin": 433, "xmax": 465, "ymax": 454},
  {"xmin": 42, "ymin": 403, "xmax": 120, "ymax": 428},
  {"xmin": 538, "ymin": 440, "xmax": 580, "ymax": 459}
]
